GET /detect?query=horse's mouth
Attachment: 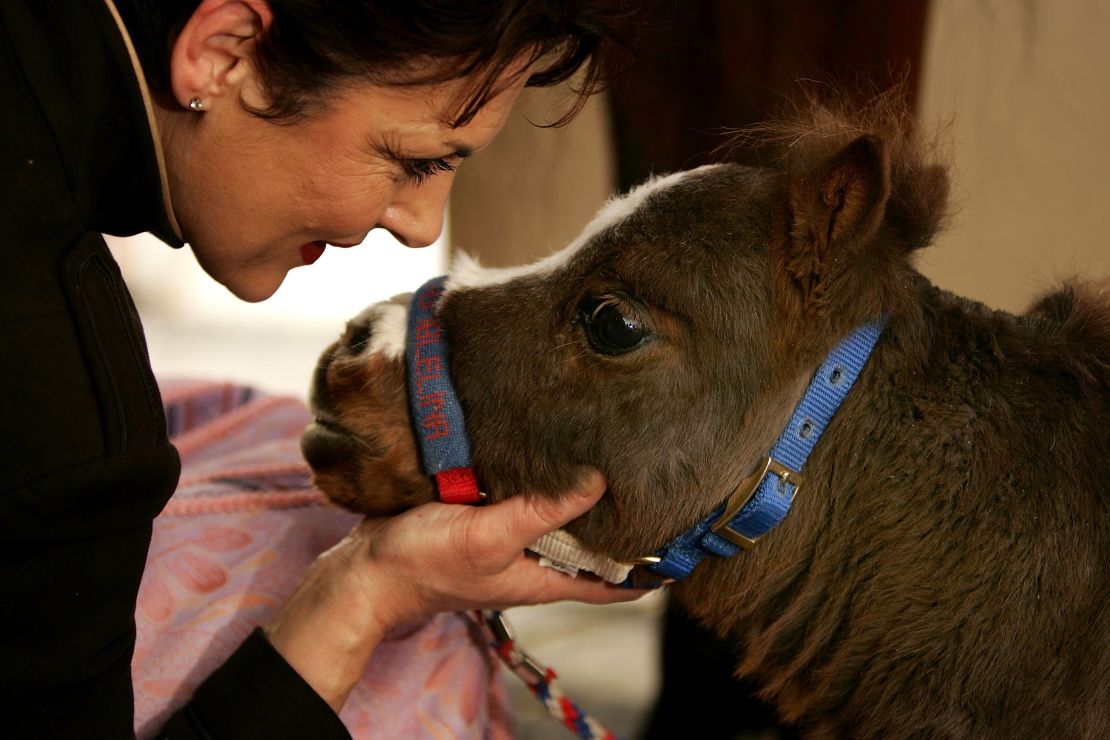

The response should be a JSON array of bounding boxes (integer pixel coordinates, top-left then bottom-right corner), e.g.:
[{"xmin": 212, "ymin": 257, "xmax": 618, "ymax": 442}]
[{"xmin": 301, "ymin": 415, "xmax": 369, "ymax": 472}]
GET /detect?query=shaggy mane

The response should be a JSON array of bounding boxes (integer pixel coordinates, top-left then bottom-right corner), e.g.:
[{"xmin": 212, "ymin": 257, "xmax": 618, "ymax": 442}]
[
  {"xmin": 1026, "ymin": 279, "xmax": 1110, "ymax": 393},
  {"xmin": 727, "ymin": 87, "xmax": 953, "ymax": 252}
]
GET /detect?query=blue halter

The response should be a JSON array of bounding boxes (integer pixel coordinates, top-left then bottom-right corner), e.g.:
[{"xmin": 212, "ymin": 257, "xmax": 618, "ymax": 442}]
[
  {"xmin": 406, "ymin": 275, "xmax": 886, "ymax": 586},
  {"xmin": 407, "ymin": 277, "xmax": 618, "ymax": 740},
  {"xmin": 637, "ymin": 317, "xmax": 886, "ymax": 583},
  {"xmin": 406, "ymin": 276, "xmax": 482, "ymax": 504}
]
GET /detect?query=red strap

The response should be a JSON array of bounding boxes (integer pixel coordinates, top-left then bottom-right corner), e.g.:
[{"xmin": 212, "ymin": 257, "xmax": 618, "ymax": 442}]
[{"xmin": 435, "ymin": 466, "xmax": 482, "ymax": 504}]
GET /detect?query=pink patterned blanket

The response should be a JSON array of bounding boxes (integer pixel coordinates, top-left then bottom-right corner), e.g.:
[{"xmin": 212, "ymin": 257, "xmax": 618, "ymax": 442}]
[{"xmin": 132, "ymin": 379, "xmax": 512, "ymax": 738}]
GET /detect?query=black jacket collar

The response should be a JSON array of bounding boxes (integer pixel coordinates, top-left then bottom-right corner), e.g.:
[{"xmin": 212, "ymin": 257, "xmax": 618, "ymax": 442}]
[{"xmin": 2, "ymin": 0, "xmax": 183, "ymax": 247}]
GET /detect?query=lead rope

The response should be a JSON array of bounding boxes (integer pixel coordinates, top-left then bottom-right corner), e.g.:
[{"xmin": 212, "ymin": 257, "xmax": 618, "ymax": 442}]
[
  {"xmin": 406, "ymin": 277, "xmax": 618, "ymax": 740},
  {"xmin": 476, "ymin": 609, "xmax": 617, "ymax": 740}
]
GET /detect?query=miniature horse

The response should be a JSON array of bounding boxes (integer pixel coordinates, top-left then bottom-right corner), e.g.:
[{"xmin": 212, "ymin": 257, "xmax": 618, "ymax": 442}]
[{"xmin": 301, "ymin": 106, "xmax": 1110, "ymax": 737}]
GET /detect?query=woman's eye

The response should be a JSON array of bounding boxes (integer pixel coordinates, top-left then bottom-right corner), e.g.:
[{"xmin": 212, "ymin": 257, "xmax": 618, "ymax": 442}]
[
  {"xmin": 403, "ymin": 158, "xmax": 456, "ymax": 186},
  {"xmin": 577, "ymin": 297, "xmax": 650, "ymax": 355}
]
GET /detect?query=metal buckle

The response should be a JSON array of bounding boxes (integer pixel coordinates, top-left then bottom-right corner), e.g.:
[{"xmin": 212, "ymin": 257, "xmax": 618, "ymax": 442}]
[
  {"xmin": 512, "ymin": 654, "xmax": 549, "ymax": 685},
  {"xmin": 617, "ymin": 555, "xmax": 676, "ymax": 589},
  {"xmin": 483, "ymin": 610, "xmax": 515, "ymax": 644},
  {"xmin": 481, "ymin": 611, "xmax": 548, "ymax": 684},
  {"xmin": 710, "ymin": 457, "xmax": 802, "ymax": 549},
  {"xmin": 622, "ymin": 555, "xmax": 662, "ymax": 567}
]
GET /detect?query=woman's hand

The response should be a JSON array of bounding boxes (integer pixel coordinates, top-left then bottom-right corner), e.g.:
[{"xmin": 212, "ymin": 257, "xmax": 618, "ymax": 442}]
[{"xmin": 264, "ymin": 470, "xmax": 644, "ymax": 711}]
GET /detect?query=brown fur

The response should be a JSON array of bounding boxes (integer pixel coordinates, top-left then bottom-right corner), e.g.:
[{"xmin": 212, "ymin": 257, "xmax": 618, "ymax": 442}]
[
  {"xmin": 303, "ymin": 102, "xmax": 1110, "ymax": 737},
  {"xmin": 302, "ymin": 303, "xmax": 434, "ymax": 514}
]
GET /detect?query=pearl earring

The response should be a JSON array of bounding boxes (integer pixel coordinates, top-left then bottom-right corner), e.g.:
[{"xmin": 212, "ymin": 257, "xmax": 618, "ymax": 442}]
[{"xmin": 188, "ymin": 97, "xmax": 204, "ymax": 111}]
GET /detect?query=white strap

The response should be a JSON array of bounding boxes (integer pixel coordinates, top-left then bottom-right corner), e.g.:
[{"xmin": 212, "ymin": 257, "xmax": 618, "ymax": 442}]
[{"xmin": 528, "ymin": 529, "xmax": 632, "ymax": 584}]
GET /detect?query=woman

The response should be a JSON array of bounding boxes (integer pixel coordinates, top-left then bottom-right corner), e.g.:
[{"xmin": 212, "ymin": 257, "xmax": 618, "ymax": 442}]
[{"xmin": 0, "ymin": 0, "xmax": 638, "ymax": 736}]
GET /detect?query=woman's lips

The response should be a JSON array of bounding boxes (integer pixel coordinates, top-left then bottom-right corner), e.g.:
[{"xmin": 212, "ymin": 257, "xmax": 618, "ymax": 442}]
[
  {"xmin": 300, "ymin": 241, "xmax": 326, "ymax": 265},
  {"xmin": 301, "ymin": 240, "xmax": 361, "ymax": 265}
]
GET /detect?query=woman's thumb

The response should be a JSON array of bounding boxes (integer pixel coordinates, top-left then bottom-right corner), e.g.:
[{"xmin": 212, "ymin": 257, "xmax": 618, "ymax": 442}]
[{"xmin": 489, "ymin": 469, "xmax": 607, "ymax": 547}]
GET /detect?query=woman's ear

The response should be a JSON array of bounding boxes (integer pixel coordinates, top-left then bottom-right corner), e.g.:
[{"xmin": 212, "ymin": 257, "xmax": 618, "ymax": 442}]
[{"xmin": 168, "ymin": 0, "xmax": 274, "ymax": 111}]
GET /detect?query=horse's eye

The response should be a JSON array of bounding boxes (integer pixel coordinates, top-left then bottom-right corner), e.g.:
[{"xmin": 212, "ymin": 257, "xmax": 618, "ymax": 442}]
[{"xmin": 577, "ymin": 297, "xmax": 650, "ymax": 355}]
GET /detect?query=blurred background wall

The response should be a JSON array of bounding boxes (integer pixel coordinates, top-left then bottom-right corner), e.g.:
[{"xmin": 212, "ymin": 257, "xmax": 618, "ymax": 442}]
[
  {"xmin": 449, "ymin": 81, "xmax": 615, "ymax": 267},
  {"xmin": 915, "ymin": 0, "xmax": 1110, "ymax": 311}
]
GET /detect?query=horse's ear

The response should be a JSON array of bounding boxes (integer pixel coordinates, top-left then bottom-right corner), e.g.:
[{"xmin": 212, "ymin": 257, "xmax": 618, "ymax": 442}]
[{"xmin": 787, "ymin": 135, "xmax": 891, "ymax": 264}]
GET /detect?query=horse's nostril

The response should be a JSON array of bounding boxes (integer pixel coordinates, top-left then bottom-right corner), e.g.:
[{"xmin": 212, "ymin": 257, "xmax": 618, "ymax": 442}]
[{"xmin": 345, "ymin": 323, "xmax": 372, "ymax": 354}]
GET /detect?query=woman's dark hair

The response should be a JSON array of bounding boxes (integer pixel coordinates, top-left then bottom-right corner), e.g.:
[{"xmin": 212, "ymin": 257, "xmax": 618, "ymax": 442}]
[{"xmin": 115, "ymin": 0, "xmax": 632, "ymax": 126}]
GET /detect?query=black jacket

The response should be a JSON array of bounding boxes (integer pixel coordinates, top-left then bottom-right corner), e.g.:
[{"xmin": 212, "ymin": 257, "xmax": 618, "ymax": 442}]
[{"xmin": 0, "ymin": 1, "xmax": 348, "ymax": 736}]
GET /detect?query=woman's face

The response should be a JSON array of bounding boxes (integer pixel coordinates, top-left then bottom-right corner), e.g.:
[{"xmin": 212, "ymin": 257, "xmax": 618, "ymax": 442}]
[{"xmin": 162, "ymin": 72, "xmax": 526, "ymax": 302}]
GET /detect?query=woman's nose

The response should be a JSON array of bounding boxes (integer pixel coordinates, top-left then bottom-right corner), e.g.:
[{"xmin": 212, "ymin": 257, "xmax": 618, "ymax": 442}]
[{"xmin": 380, "ymin": 177, "xmax": 452, "ymax": 247}]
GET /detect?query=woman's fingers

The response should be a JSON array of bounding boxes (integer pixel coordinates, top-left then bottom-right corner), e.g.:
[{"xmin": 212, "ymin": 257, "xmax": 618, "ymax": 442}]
[
  {"xmin": 496, "ymin": 552, "xmax": 649, "ymax": 606},
  {"xmin": 468, "ymin": 468, "xmax": 608, "ymax": 556},
  {"xmin": 341, "ymin": 469, "xmax": 645, "ymax": 625}
]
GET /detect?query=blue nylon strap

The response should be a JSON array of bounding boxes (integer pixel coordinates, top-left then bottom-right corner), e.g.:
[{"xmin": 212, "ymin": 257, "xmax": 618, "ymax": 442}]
[
  {"xmin": 648, "ymin": 502, "xmax": 729, "ymax": 581},
  {"xmin": 647, "ymin": 318, "xmax": 886, "ymax": 582},
  {"xmin": 406, "ymin": 276, "xmax": 473, "ymax": 475}
]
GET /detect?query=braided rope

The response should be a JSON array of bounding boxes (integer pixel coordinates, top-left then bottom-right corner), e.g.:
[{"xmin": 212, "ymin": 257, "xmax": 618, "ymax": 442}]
[{"xmin": 476, "ymin": 610, "xmax": 617, "ymax": 740}]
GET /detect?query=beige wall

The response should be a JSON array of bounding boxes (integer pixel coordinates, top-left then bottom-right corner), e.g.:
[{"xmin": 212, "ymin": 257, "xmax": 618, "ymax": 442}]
[
  {"xmin": 913, "ymin": 0, "xmax": 1110, "ymax": 312},
  {"xmin": 448, "ymin": 82, "xmax": 615, "ymax": 267}
]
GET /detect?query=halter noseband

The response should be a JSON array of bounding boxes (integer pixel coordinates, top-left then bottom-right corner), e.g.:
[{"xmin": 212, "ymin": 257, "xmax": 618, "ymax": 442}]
[{"xmin": 406, "ymin": 277, "xmax": 483, "ymax": 505}]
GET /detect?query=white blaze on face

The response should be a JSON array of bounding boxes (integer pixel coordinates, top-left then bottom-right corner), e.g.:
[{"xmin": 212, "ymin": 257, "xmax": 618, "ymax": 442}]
[
  {"xmin": 360, "ymin": 293, "xmax": 411, "ymax": 360},
  {"xmin": 445, "ymin": 165, "xmax": 723, "ymax": 293}
]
